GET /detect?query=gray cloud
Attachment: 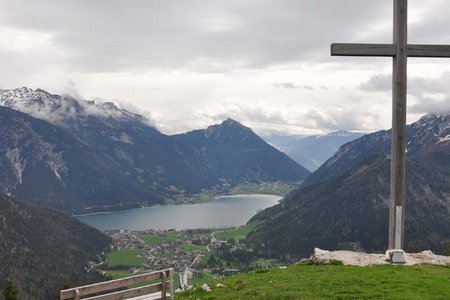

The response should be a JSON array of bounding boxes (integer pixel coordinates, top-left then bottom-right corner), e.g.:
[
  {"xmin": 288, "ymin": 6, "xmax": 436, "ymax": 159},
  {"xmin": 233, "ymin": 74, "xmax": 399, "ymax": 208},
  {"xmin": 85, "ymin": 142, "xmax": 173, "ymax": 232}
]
[
  {"xmin": 359, "ymin": 74, "xmax": 391, "ymax": 92},
  {"xmin": 301, "ymin": 107, "xmax": 383, "ymax": 133},
  {"xmin": 360, "ymin": 73, "xmax": 449, "ymax": 94},
  {"xmin": 0, "ymin": 0, "xmax": 398, "ymax": 73},
  {"xmin": 271, "ymin": 82, "xmax": 313, "ymax": 90},
  {"xmin": 409, "ymin": 2, "xmax": 450, "ymax": 44},
  {"xmin": 409, "ymin": 77, "xmax": 449, "ymax": 98},
  {"xmin": 359, "ymin": 71, "xmax": 450, "ymax": 116},
  {"xmin": 1, "ymin": 0, "xmax": 450, "ymax": 135},
  {"xmin": 207, "ymin": 103, "xmax": 287, "ymax": 126},
  {"xmin": 409, "ymin": 96, "xmax": 450, "ymax": 114},
  {"xmin": 189, "ymin": 100, "xmax": 383, "ymax": 136}
]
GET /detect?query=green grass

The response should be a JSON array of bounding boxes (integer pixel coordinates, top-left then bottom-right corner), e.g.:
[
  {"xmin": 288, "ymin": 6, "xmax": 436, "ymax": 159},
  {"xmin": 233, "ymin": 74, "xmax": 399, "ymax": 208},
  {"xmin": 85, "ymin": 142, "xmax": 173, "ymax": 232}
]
[
  {"xmin": 252, "ymin": 258, "xmax": 281, "ymax": 269},
  {"xmin": 216, "ymin": 222, "xmax": 261, "ymax": 242},
  {"xmin": 165, "ymin": 191, "xmax": 216, "ymax": 205},
  {"xmin": 165, "ymin": 182, "xmax": 296, "ymax": 205},
  {"xmin": 143, "ymin": 234, "xmax": 174, "ymax": 245},
  {"xmin": 105, "ymin": 269, "xmax": 147, "ymax": 279},
  {"xmin": 107, "ymin": 249, "xmax": 144, "ymax": 267},
  {"xmin": 181, "ymin": 243, "xmax": 205, "ymax": 252},
  {"xmin": 190, "ymin": 272, "xmax": 216, "ymax": 286},
  {"xmin": 228, "ymin": 182, "xmax": 298, "ymax": 196},
  {"xmin": 178, "ymin": 264, "xmax": 450, "ymax": 299},
  {"xmin": 154, "ymin": 251, "xmax": 175, "ymax": 258},
  {"xmin": 200, "ymin": 253, "xmax": 212, "ymax": 265}
]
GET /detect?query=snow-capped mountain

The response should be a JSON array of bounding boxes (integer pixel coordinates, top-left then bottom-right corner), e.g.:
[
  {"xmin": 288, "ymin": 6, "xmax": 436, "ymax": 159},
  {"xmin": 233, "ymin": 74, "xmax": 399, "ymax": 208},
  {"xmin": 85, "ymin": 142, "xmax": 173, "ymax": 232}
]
[
  {"xmin": 407, "ymin": 113, "xmax": 450, "ymax": 151},
  {"xmin": 0, "ymin": 87, "xmax": 147, "ymax": 125},
  {"xmin": 0, "ymin": 87, "xmax": 62, "ymax": 109},
  {"xmin": 0, "ymin": 88, "xmax": 309, "ymax": 213},
  {"xmin": 306, "ymin": 112, "xmax": 450, "ymax": 186}
]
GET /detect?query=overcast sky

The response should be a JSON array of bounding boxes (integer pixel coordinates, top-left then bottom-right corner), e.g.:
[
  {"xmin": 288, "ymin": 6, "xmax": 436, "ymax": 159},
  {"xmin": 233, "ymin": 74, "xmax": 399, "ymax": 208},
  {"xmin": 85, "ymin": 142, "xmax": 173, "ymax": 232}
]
[{"xmin": 1, "ymin": 0, "xmax": 450, "ymax": 136}]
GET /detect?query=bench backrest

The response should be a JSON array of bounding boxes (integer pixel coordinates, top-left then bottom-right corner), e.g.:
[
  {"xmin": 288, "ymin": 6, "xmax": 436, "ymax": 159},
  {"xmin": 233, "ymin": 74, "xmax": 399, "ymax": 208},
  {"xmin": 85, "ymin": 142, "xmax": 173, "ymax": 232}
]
[{"xmin": 60, "ymin": 268, "xmax": 174, "ymax": 300}]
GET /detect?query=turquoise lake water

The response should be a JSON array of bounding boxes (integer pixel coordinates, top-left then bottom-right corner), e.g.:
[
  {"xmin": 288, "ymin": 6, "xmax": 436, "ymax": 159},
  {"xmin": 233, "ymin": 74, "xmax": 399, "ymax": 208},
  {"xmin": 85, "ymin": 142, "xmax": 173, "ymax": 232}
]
[{"xmin": 76, "ymin": 194, "xmax": 281, "ymax": 230}]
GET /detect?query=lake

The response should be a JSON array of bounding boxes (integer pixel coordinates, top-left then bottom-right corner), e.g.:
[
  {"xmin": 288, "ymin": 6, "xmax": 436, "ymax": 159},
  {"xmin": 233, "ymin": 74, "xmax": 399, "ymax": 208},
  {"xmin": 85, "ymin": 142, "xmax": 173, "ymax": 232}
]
[{"xmin": 76, "ymin": 194, "xmax": 281, "ymax": 230}]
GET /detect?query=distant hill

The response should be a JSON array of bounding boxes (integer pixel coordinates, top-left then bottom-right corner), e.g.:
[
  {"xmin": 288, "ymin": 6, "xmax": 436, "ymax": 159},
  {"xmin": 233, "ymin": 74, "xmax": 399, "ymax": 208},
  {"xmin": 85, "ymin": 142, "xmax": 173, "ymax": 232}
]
[
  {"xmin": 0, "ymin": 193, "xmax": 111, "ymax": 299},
  {"xmin": 246, "ymin": 113, "xmax": 450, "ymax": 259},
  {"xmin": 173, "ymin": 118, "xmax": 310, "ymax": 186},
  {"xmin": 0, "ymin": 88, "xmax": 310, "ymax": 213},
  {"xmin": 263, "ymin": 131, "xmax": 363, "ymax": 172}
]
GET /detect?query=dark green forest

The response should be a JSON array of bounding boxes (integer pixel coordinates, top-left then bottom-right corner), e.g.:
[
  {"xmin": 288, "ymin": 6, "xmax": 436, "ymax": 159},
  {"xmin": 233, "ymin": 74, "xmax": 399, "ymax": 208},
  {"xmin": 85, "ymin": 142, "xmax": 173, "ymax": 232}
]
[{"xmin": 0, "ymin": 194, "xmax": 111, "ymax": 299}]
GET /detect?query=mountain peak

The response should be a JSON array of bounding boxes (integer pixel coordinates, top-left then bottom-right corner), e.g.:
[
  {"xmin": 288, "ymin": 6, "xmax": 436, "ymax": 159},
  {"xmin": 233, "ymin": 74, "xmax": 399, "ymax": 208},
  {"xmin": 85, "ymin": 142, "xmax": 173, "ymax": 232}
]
[
  {"xmin": 412, "ymin": 112, "xmax": 450, "ymax": 132},
  {"xmin": 218, "ymin": 118, "xmax": 250, "ymax": 131},
  {"xmin": 222, "ymin": 117, "xmax": 241, "ymax": 125},
  {"xmin": 422, "ymin": 112, "xmax": 450, "ymax": 119},
  {"xmin": 0, "ymin": 87, "xmax": 62, "ymax": 110},
  {"xmin": 15, "ymin": 86, "xmax": 34, "ymax": 93},
  {"xmin": 203, "ymin": 118, "xmax": 253, "ymax": 139},
  {"xmin": 97, "ymin": 101, "xmax": 120, "ymax": 111},
  {"xmin": 0, "ymin": 87, "xmax": 148, "ymax": 125}
]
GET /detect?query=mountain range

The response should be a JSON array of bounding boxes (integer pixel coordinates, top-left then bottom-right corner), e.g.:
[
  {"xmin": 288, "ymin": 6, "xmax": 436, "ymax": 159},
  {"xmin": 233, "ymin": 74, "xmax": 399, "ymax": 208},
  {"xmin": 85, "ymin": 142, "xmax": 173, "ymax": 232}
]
[
  {"xmin": 4, "ymin": 86, "xmax": 450, "ymax": 299},
  {"xmin": 0, "ymin": 87, "xmax": 310, "ymax": 213},
  {"xmin": 246, "ymin": 113, "xmax": 450, "ymax": 258}
]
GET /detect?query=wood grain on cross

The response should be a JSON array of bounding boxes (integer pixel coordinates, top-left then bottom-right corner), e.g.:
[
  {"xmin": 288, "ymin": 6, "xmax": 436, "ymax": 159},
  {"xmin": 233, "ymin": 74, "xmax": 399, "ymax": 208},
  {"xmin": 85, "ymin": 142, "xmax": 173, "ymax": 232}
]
[{"xmin": 331, "ymin": 0, "xmax": 450, "ymax": 251}]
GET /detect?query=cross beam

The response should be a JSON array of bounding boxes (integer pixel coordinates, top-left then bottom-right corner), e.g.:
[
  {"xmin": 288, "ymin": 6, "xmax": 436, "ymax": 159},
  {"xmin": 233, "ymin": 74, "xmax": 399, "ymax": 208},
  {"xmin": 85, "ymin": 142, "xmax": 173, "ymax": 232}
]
[
  {"xmin": 332, "ymin": 43, "xmax": 450, "ymax": 58},
  {"xmin": 331, "ymin": 0, "xmax": 450, "ymax": 256}
]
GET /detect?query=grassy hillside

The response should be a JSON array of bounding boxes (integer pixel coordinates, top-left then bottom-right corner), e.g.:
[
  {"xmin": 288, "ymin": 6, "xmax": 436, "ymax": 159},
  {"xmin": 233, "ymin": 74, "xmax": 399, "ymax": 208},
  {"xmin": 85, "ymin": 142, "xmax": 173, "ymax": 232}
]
[
  {"xmin": 107, "ymin": 249, "xmax": 145, "ymax": 267},
  {"xmin": 178, "ymin": 264, "xmax": 450, "ymax": 299}
]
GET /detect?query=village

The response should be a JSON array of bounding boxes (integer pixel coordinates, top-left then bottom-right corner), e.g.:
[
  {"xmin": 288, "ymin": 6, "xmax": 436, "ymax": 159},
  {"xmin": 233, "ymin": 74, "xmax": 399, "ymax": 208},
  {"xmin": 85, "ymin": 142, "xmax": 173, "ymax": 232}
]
[{"xmin": 100, "ymin": 228, "xmax": 239, "ymax": 289}]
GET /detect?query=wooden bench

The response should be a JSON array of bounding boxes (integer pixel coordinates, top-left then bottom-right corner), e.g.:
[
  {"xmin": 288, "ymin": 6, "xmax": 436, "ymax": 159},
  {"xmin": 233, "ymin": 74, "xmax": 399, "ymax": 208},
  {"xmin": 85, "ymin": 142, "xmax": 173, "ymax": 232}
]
[{"xmin": 60, "ymin": 269, "xmax": 174, "ymax": 300}]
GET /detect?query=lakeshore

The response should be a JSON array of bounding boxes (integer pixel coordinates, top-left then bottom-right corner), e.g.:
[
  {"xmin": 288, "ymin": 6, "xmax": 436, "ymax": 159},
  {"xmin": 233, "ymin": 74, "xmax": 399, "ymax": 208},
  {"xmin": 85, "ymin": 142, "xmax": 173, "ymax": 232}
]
[{"xmin": 77, "ymin": 194, "xmax": 281, "ymax": 231}]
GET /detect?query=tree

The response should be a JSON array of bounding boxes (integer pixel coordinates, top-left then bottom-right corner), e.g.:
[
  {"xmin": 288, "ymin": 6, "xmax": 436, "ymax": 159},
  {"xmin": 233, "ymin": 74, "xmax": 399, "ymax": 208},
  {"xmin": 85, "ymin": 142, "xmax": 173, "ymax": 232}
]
[
  {"xmin": 2, "ymin": 279, "xmax": 20, "ymax": 300},
  {"xmin": 445, "ymin": 242, "xmax": 450, "ymax": 256}
]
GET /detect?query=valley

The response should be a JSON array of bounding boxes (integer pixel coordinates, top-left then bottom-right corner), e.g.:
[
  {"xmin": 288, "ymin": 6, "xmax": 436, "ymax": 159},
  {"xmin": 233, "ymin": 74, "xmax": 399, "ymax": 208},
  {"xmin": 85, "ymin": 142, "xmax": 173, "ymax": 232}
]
[
  {"xmin": 264, "ymin": 131, "xmax": 364, "ymax": 172},
  {"xmin": 98, "ymin": 224, "xmax": 280, "ymax": 291},
  {"xmin": 75, "ymin": 193, "xmax": 285, "ymax": 293},
  {"xmin": 2, "ymin": 1, "xmax": 450, "ymax": 298},
  {"xmin": 1, "ymin": 87, "xmax": 450, "ymax": 299}
]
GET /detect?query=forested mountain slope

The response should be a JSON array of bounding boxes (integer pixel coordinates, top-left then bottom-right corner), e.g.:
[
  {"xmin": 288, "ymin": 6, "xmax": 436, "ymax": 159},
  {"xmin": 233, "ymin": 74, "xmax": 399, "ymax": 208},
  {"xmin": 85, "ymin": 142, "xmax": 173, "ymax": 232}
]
[
  {"xmin": 246, "ymin": 113, "xmax": 450, "ymax": 259},
  {"xmin": 0, "ymin": 193, "xmax": 111, "ymax": 299}
]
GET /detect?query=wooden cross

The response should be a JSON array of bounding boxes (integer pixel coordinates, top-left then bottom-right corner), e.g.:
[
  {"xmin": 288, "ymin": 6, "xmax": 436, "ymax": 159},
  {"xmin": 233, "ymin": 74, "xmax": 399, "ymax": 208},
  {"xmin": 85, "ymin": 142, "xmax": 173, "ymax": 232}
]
[{"xmin": 331, "ymin": 0, "xmax": 450, "ymax": 254}]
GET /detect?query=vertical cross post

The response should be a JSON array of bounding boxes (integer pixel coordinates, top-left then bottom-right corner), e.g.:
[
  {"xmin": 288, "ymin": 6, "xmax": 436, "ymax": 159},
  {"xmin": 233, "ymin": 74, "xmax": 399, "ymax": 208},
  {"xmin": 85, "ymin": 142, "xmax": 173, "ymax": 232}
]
[{"xmin": 390, "ymin": 0, "xmax": 407, "ymax": 250}]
